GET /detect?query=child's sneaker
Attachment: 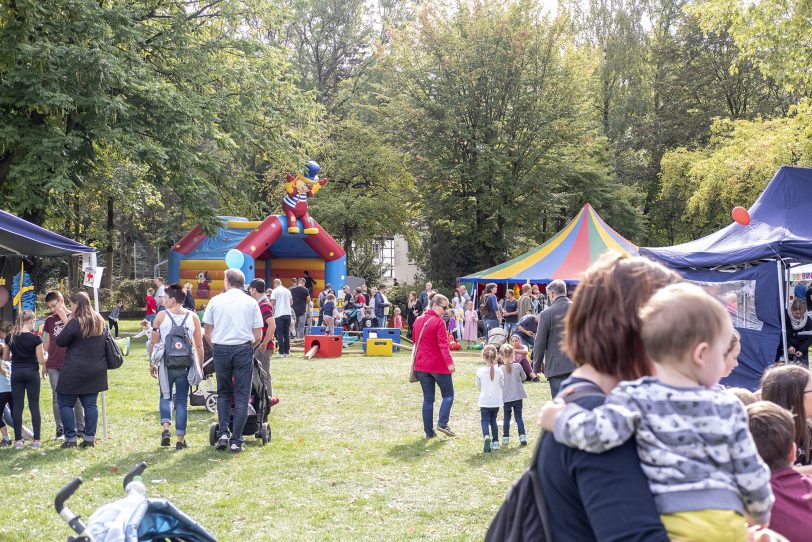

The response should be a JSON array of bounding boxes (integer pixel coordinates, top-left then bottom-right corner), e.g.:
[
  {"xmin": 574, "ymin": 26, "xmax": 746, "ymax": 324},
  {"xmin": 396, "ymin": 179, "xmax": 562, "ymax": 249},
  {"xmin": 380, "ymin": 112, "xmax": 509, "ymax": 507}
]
[
  {"xmin": 484, "ymin": 437, "xmax": 492, "ymax": 453},
  {"xmin": 29, "ymin": 440, "xmax": 42, "ymax": 449},
  {"xmin": 502, "ymin": 436, "xmax": 509, "ymax": 446},
  {"xmin": 492, "ymin": 440, "xmax": 501, "ymax": 451},
  {"xmin": 519, "ymin": 434, "xmax": 528, "ymax": 446},
  {"xmin": 12, "ymin": 440, "xmax": 24, "ymax": 449}
]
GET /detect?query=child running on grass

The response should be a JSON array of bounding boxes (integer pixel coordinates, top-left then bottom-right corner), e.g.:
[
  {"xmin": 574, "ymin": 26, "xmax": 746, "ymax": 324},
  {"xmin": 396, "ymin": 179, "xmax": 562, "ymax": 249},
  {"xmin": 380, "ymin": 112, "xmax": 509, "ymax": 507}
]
[
  {"xmin": 3, "ymin": 311, "xmax": 47, "ymax": 449},
  {"xmin": 539, "ymin": 283, "xmax": 773, "ymax": 540},
  {"xmin": 477, "ymin": 345, "xmax": 503, "ymax": 453},
  {"xmin": 499, "ymin": 344, "xmax": 528, "ymax": 446}
]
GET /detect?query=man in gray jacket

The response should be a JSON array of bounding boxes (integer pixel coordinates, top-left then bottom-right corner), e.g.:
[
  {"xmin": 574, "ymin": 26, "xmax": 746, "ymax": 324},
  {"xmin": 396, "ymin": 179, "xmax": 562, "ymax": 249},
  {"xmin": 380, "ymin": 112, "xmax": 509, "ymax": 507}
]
[{"xmin": 533, "ymin": 279, "xmax": 575, "ymax": 397}]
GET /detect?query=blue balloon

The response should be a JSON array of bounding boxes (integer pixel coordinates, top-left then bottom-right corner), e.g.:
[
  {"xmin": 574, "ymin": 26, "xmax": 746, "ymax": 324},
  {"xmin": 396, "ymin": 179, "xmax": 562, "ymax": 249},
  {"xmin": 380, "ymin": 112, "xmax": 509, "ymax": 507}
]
[{"xmin": 225, "ymin": 249, "xmax": 244, "ymax": 270}]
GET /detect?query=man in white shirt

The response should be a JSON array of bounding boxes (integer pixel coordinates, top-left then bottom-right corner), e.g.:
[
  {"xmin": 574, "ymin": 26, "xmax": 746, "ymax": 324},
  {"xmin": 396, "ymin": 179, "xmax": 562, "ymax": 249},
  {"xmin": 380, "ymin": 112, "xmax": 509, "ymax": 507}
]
[
  {"xmin": 269, "ymin": 279, "xmax": 293, "ymax": 358},
  {"xmin": 202, "ymin": 269, "xmax": 263, "ymax": 453},
  {"xmin": 155, "ymin": 276, "xmax": 167, "ymax": 310}
]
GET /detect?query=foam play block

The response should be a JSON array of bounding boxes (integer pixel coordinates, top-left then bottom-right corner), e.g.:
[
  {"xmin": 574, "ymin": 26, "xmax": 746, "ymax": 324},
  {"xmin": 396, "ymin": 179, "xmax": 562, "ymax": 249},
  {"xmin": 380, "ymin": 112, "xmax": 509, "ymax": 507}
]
[
  {"xmin": 308, "ymin": 326, "xmax": 343, "ymax": 336},
  {"xmin": 304, "ymin": 335, "xmax": 342, "ymax": 358},
  {"xmin": 362, "ymin": 328, "xmax": 401, "ymax": 352},
  {"xmin": 366, "ymin": 339, "xmax": 393, "ymax": 357}
]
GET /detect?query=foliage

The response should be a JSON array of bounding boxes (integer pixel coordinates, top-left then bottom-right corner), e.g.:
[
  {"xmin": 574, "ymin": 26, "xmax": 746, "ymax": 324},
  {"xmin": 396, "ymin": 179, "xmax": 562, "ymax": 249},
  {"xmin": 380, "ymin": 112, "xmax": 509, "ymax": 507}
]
[
  {"xmin": 346, "ymin": 241, "xmax": 390, "ymax": 289},
  {"xmin": 114, "ymin": 278, "xmax": 157, "ymax": 311}
]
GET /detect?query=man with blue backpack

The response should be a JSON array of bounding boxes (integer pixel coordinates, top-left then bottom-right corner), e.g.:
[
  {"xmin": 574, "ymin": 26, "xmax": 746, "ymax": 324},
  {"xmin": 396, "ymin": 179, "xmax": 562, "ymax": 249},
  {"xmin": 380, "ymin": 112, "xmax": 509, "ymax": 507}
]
[{"xmin": 148, "ymin": 284, "xmax": 205, "ymax": 450}]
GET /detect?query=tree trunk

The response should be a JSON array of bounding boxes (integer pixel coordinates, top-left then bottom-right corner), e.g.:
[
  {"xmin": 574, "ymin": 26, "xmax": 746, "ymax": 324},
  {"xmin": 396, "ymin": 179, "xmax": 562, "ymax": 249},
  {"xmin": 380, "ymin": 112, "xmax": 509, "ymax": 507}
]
[{"xmin": 105, "ymin": 197, "xmax": 114, "ymax": 289}]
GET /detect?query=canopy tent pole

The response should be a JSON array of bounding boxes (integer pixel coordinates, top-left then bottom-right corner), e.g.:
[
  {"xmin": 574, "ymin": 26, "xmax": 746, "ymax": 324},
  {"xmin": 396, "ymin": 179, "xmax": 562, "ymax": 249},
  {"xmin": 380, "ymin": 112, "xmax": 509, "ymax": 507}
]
[{"xmin": 778, "ymin": 259, "xmax": 789, "ymax": 361}]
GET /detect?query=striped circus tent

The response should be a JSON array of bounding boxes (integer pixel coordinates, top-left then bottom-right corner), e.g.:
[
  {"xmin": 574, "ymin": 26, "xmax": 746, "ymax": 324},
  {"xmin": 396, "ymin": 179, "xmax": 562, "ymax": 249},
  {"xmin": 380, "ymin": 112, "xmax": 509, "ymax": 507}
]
[{"xmin": 459, "ymin": 204, "xmax": 638, "ymax": 285}]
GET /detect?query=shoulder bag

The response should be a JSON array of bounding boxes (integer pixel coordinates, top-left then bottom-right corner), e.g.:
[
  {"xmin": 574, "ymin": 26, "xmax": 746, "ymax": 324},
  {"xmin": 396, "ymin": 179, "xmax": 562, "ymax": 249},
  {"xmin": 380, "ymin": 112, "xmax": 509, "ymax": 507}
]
[
  {"xmin": 104, "ymin": 330, "xmax": 124, "ymax": 370},
  {"xmin": 408, "ymin": 317, "xmax": 433, "ymax": 383}
]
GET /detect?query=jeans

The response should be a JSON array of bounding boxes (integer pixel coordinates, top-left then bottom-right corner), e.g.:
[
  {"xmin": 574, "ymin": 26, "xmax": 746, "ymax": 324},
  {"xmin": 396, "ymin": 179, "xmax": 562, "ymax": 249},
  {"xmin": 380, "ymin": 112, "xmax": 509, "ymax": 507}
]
[
  {"xmin": 377, "ymin": 317, "xmax": 387, "ymax": 328},
  {"xmin": 548, "ymin": 374, "xmax": 571, "ymax": 399},
  {"xmin": 159, "ymin": 366, "xmax": 190, "ymax": 435},
  {"xmin": 483, "ymin": 318, "xmax": 499, "ymax": 337},
  {"xmin": 504, "ymin": 321, "xmax": 517, "ymax": 337},
  {"xmin": 57, "ymin": 393, "xmax": 98, "ymax": 442},
  {"xmin": 11, "ymin": 365, "xmax": 40, "ymax": 441},
  {"xmin": 480, "ymin": 407, "xmax": 499, "ymax": 439},
  {"xmin": 294, "ymin": 312, "xmax": 307, "ymax": 339},
  {"xmin": 275, "ymin": 315, "xmax": 291, "ymax": 355},
  {"xmin": 0, "ymin": 392, "xmax": 11, "ymax": 430},
  {"xmin": 213, "ymin": 343, "xmax": 254, "ymax": 445},
  {"xmin": 415, "ymin": 371, "xmax": 454, "ymax": 437},
  {"xmin": 503, "ymin": 400, "xmax": 525, "ymax": 437},
  {"xmin": 107, "ymin": 317, "xmax": 119, "ymax": 338},
  {"xmin": 47, "ymin": 369, "xmax": 84, "ymax": 433}
]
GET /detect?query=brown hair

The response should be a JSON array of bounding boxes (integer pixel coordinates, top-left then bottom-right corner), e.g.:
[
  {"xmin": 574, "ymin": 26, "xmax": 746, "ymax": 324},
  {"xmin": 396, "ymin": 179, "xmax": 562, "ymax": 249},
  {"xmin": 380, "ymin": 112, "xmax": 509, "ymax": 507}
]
[
  {"xmin": 11, "ymin": 310, "xmax": 36, "ymax": 339},
  {"xmin": 791, "ymin": 298, "xmax": 807, "ymax": 314},
  {"xmin": 70, "ymin": 291, "xmax": 105, "ymax": 337},
  {"xmin": 499, "ymin": 343, "xmax": 514, "ymax": 374},
  {"xmin": 563, "ymin": 252, "xmax": 681, "ymax": 381},
  {"xmin": 639, "ymin": 283, "xmax": 729, "ymax": 364},
  {"xmin": 725, "ymin": 387, "xmax": 758, "ymax": 406},
  {"xmin": 728, "ymin": 329, "xmax": 741, "ymax": 355},
  {"xmin": 761, "ymin": 363, "xmax": 812, "ymax": 463},
  {"xmin": 482, "ymin": 344, "xmax": 498, "ymax": 381},
  {"xmin": 747, "ymin": 401, "xmax": 795, "ymax": 470}
]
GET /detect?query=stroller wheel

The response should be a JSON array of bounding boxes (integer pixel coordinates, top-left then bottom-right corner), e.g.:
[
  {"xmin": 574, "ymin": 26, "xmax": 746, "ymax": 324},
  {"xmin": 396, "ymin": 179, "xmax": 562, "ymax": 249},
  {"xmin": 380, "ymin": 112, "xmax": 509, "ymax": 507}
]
[
  {"xmin": 209, "ymin": 423, "xmax": 218, "ymax": 446},
  {"xmin": 205, "ymin": 394, "xmax": 218, "ymax": 413},
  {"xmin": 259, "ymin": 423, "xmax": 271, "ymax": 445}
]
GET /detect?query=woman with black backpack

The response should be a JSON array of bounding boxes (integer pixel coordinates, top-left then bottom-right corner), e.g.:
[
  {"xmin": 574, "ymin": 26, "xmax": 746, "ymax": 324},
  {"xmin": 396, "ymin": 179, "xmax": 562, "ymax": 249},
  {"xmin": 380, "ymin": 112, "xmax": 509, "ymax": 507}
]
[{"xmin": 148, "ymin": 284, "xmax": 204, "ymax": 450}]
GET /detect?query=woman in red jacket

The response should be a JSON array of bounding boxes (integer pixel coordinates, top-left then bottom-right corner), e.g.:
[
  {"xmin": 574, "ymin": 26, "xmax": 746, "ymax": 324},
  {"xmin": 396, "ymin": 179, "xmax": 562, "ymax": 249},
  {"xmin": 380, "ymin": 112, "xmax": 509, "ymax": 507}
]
[{"xmin": 412, "ymin": 294, "xmax": 456, "ymax": 438}]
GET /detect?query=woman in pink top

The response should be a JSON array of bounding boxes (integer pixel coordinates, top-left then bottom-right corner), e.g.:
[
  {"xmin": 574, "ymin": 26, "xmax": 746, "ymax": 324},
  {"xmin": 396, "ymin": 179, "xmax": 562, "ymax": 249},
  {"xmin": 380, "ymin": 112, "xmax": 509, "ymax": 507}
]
[{"xmin": 412, "ymin": 294, "xmax": 456, "ymax": 438}]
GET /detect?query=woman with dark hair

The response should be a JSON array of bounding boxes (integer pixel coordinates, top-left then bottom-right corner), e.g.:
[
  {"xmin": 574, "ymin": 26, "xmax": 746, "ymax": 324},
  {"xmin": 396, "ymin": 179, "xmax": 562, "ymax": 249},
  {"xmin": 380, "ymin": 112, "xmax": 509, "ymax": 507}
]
[
  {"xmin": 760, "ymin": 363, "xmax": 812, "ymax": 469},
  {"xmin": 406, "ymin": 291, "xmax": 419, "ymax": 339},
  {"xmin": 55, "ymin": 291, "xmax": 108, "ymax": 448},
  {"xmin": 537, "ymin": 252, "xmax": 680, "ymax": 541},
  {"xmin": 783, "ymin": 299, "xmax": 812, "ymax": 365},
  {"xmin": 148, "ymin": 284, "xmax": 204, "ymax": 450},
  {"xmin": 480, "ymin": 283, "xmax": 500, "ymax": 337}
]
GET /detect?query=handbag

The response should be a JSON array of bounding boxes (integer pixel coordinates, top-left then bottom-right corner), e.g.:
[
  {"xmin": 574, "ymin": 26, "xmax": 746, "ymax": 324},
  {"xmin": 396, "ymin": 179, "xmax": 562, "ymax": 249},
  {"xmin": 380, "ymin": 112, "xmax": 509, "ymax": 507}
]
[
  {"xmin": 104, "ymin": 330, "xmax": 124, "ymax": 370},
  {"xmin": 409, "ymin": 317, "xmax": 432, "ymax": 383}
]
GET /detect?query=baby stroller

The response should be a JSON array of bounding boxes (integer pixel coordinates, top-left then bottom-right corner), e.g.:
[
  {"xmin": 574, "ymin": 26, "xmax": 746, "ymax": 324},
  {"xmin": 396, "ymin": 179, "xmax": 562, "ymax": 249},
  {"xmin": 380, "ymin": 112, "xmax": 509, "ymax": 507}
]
[
  {"xmin": 208, "ymin": 356, "xmax": 272, "ymax": 446},
  {"xmin": 189, "ymin": 337, "xmax": 217, "ymax": 413},
  {"xmin": 55, "ymin": 462, "xmax": 216, "ymax": 541},
  {"xmin": 487, "ymin": 327, "xmax": 509, "ymax": 348}
]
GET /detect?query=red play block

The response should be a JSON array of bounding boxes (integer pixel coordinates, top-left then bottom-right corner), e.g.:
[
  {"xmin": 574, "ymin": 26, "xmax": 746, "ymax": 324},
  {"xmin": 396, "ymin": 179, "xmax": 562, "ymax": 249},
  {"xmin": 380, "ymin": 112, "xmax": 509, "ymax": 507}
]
[{"xmin": 304, "ymin": 335, "xmax": 342, "ymax": 358}]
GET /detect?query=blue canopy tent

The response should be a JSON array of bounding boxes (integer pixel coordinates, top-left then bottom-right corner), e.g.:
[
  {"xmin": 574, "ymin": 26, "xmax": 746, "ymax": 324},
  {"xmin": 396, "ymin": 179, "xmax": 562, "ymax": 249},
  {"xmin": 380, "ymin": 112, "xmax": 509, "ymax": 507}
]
[
  {"xmin": 641, "ymin": 166, "xmax": 812, "ymax": 389},
  {"xmin": 0, "ymin": 209, "xmax": 95, "ymax": 258}
]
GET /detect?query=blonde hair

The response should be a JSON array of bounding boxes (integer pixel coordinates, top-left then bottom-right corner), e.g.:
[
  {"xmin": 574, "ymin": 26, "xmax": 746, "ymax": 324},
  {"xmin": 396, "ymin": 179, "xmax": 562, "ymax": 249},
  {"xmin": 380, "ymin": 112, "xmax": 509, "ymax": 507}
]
[
  {"xmin": 639, "ymin": 283, "xmax": 729, "ymax": 364},
  {"xmin": 482, "ymin": 344, "xmax": 498, "ymax": 381},
  {"xmin": 11, "ymin": 310, "xmax": 36, "ymax": 339},
  {"xmin": 727, "ymin": 329, "xmax": 741, "ymax": 357},
  {"xmin": 500, "ymin": 343, "xmax": 514, "ymax": 374}
]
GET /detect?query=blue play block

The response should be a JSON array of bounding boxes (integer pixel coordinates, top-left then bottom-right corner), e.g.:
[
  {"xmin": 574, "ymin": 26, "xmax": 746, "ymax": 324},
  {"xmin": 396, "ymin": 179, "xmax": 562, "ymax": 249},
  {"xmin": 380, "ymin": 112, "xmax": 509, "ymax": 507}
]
[
  {"xmin": 362, "ymin": 328, "xmax": 401, "ymax": 352},
  {"xmin": 309, "ymin": 325, "xmax": 343, "ymax": 336}
]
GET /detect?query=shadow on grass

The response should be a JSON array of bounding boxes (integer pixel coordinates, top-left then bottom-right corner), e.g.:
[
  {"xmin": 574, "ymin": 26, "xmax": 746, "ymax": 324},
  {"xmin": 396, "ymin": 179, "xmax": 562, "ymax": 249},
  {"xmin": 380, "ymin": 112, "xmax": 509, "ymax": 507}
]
[
  {"xmin": 385, "ymin": 437, "xmax": 447, "ymax": 462},
  {"xmin": 465, "ymin": 443, "xmax": 528, "ymax": 467}
]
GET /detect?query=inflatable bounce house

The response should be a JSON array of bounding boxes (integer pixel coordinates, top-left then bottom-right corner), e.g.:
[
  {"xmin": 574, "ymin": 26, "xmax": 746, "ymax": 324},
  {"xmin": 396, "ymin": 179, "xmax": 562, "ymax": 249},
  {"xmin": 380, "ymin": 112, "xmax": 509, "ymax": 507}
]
[{"xmin": 167, "ymin": 162, "xmax": 346, "ymax": 307}]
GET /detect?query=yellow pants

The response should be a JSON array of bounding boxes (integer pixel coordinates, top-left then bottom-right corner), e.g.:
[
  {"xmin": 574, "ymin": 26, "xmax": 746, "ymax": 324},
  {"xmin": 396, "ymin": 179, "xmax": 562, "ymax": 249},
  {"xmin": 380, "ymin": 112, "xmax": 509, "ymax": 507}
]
[{"xmin": 661, "ymin": 510, "xmax": 747, "ymax": 542}]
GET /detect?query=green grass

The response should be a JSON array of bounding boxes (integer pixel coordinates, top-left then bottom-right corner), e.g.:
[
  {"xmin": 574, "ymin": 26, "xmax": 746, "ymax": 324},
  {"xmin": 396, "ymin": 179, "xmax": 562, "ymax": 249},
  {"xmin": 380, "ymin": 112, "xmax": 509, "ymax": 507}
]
[{"xmin": 0, "ymin": 320, "xmax": 550, "ymax": 541}]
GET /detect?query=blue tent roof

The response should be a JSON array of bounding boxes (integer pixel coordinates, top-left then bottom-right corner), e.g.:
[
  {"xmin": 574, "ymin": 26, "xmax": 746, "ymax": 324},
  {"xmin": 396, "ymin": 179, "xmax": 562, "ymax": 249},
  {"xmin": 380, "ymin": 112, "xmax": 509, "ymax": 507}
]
[
  {"xmin": 641, "ymin": 167, "xmax": 812, "ymax": 267},
  {"xmin": 0, "ymin": 209, "xmax": 94, "ymax": 257}
]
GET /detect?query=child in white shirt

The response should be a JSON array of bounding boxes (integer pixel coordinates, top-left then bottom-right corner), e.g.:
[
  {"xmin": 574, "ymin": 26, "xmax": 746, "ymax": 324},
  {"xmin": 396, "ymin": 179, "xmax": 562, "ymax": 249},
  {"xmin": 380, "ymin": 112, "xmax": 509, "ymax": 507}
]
[{"xmin": 476, "ymin": 345, "xmax": 504, "ymax": 452}]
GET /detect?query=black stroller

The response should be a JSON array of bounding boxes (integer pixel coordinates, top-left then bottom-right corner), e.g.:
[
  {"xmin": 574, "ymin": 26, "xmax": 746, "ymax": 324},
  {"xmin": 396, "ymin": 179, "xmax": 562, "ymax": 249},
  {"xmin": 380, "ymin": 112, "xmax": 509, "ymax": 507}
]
[
  {"xmin": 208, "ymin": 356, "xmax": 272, "ymax": 446},
  {"xmin": 55, "ymin": 462, "xmax": 216, "ymax": 541}
]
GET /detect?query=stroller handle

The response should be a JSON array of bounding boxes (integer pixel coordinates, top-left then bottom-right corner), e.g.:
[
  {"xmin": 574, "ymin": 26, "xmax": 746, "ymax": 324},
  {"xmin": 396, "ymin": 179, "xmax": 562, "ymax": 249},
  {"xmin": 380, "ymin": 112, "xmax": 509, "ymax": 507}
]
[
  {"xmin": 55, "ymin": 477, "xmax": 83, "ymax": 513},
  {"xmin": 123, "ymin": 461, "xmax": 148, "ymax": 490}
]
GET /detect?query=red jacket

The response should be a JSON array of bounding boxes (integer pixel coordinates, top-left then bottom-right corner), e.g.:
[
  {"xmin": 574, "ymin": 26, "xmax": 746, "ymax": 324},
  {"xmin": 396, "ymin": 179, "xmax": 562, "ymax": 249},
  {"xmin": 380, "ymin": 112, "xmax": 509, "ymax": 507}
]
[
  {"xmin": 146, "ymin": 295, "xmax": 157, "ymax": 316},
  {"xmin": 412, "ymin": 311, "xmax": 454, "ymax": 374}
]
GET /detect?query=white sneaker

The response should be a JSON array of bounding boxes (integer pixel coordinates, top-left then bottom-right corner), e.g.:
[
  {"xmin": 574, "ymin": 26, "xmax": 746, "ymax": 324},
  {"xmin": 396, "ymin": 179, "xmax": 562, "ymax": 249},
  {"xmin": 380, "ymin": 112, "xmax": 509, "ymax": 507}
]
[
  {"xmin": 502, "ymin": 436, "xmax": 509, "ymax": 446},
  {"xmin": 491, "ymin": 441, "xmax": 501, "ymax": 451}
]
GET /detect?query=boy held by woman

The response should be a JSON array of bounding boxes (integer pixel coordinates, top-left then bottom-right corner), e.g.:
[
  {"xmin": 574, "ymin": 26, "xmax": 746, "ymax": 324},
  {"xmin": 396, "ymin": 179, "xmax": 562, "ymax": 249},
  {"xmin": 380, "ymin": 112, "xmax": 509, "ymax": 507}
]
[{"xmin": 540, "ymin": 283, "xmax": 773, "ymax": 540}]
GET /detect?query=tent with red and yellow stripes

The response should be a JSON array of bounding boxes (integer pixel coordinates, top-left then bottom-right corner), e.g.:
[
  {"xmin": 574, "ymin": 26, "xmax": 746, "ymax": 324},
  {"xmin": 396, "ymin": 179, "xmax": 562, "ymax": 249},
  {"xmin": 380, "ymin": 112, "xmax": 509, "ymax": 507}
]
[{"xmin": 459, "ymin": 204, "xmax": 638, "ymax": 285}]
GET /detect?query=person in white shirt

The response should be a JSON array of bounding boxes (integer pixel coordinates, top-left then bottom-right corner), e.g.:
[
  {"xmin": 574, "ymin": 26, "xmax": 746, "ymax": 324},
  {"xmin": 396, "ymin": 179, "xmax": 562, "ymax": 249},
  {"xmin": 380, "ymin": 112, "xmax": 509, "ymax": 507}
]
[
  {"xmin": 202, "ymin": 269, "xmax": 263, "ymax": 453},
  {"xmin": 269, "ymin": 279, "xmax": 293, "ymax": 357},
  {"xmin": 155, "ymin": 277, "xmax": 167, "ymax": 310},
  {"xmin": 476, "ymin": 345, "xmax": 504, "ymax": 453}
]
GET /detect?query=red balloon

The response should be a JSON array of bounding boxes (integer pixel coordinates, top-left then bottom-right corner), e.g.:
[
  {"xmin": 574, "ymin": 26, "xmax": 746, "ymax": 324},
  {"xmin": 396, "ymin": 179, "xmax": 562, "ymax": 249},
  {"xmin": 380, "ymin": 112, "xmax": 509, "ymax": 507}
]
[{"xmin": 731, "ymin": 206, "xmax": 750, "ymax": 226}]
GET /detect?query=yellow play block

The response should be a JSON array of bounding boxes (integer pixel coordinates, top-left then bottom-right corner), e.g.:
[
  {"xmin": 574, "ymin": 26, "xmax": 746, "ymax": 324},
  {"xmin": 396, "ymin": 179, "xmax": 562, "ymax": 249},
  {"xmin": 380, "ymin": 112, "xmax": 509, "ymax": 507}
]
[{"xmin": 366, "ymin": 339, "xmax": 393, "ymax": 357}]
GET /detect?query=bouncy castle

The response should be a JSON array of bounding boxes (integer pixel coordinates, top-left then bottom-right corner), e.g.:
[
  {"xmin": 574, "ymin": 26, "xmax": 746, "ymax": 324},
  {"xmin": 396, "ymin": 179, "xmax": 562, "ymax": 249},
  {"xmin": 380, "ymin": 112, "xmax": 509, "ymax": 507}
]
[{"xmin": 167, "ymin": 162, "xmax": 347, "ymax": 308}]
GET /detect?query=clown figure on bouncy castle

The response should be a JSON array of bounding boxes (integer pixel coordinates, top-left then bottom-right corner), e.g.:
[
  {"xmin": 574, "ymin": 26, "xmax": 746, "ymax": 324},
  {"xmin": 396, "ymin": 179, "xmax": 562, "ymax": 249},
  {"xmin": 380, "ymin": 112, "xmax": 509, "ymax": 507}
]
[{"xmin": 283, "ymin": 161, "xmax": 328, "ymax": 234}]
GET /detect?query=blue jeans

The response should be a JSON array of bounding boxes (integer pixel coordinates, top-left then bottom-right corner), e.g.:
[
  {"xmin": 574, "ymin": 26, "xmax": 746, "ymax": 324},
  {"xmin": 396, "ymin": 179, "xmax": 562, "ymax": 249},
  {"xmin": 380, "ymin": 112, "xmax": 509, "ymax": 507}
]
[
  {"xmin": 503, "ymin": 400, "xmax": 525, "ymax": 437},
  {"xmin": 159, "ymin": 366, "xmax": 190, "ymax": 435},
  {"xmin": 483, "ymin": 318, "xmax": 499, "ymax": 337},
  {"xmin": 213, "ymin": 343, "xmax": 254, "ymax": 445},
  {"xmin": 480, "ymin": 407, "xmax": 499, "ymax": 439},
  {"xmin": 415, "ymin": 371, "xmax": 454, "ymax": 437},
  {"xmin": 504, "ymin": 321, "xmax": 517, "ymax": 337},
  {"xmin": 58, "ymin": 393, "xmax": 98, "ymax": 442},
  {"xmin": 377, "ymin": 317, "xmax": 387, "ymax": 328}
]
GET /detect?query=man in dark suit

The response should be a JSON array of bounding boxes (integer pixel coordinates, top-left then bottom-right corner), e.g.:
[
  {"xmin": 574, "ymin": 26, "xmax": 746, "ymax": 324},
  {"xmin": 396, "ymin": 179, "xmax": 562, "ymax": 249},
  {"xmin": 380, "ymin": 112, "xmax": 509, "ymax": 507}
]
[{"xmin": 533, "ymin": 279, "xmax": 575, "ymax": 398}]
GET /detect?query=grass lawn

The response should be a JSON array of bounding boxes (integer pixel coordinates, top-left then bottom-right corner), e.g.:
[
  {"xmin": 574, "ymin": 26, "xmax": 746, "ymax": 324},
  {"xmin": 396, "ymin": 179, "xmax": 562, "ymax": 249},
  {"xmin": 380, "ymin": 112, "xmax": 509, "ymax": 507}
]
[{"xmin": 0, "ymin": 320, "xmax": 551, "ymax": 541}]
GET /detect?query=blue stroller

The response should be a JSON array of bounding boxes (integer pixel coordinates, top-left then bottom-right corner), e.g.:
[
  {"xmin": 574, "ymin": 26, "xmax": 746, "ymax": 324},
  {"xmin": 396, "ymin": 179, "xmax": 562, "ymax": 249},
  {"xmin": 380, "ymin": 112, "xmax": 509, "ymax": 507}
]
[{"xmin": 55, "ymin": 462, "xmax": 216, "ymax": 541}]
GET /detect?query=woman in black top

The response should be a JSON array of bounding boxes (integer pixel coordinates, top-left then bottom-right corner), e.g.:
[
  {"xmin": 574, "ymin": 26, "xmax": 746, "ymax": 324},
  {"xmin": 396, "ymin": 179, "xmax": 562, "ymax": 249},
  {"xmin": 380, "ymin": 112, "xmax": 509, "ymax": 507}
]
[
  {"xmin": 3, "ymin": 310, "xmax": 47, "ymax": 449},
  {"xmin": 183, "ymin": 283, "xmax": 196, "ymax": 311},
  {"xmin": 55, "ymin": 292, "xmax": 108, "ymax": 448},
  {"xmin": 406, "ymin": 291, "xmax": 420, "ymax": 339}
]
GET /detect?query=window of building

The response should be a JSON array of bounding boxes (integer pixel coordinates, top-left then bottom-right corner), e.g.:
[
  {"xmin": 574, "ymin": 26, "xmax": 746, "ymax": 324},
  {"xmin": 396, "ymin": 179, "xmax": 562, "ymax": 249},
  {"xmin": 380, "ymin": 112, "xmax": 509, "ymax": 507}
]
[{"xmin": 373, "ymin": 238, "xmax": 395, "ymax": 279}]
